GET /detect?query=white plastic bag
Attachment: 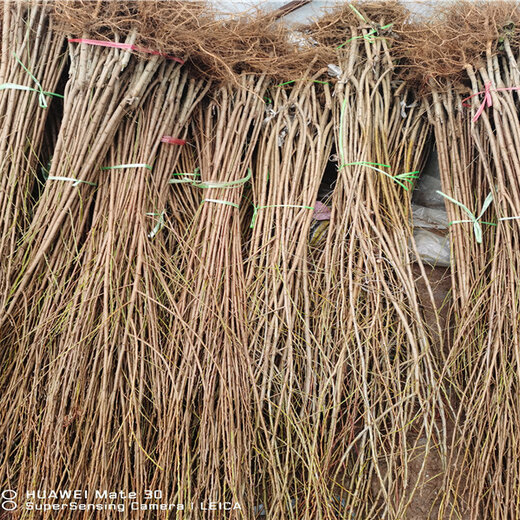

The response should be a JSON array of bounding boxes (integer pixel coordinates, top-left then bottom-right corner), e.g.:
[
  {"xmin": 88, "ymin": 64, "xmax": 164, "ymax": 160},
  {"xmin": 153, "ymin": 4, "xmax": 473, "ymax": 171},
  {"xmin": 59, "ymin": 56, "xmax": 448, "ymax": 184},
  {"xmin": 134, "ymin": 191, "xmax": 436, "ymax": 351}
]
[{"xmin": 412, "ymin": 229, "xmax": 451, "ymax": 267}]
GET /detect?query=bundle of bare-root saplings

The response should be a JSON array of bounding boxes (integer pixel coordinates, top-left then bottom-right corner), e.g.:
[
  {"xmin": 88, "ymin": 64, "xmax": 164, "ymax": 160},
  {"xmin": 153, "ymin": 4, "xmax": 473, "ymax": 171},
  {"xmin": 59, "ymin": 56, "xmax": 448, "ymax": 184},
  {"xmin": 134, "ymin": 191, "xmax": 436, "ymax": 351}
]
[
  {"xmin": 0, "ymin": 0, "xmax": 209, "ymax": 508},
  {"xmin": 397, "ymin": 1, "xmax": 520, "ymax": 517},
  {"xmin": 302, "ymin": 5, "xmax": 447, "ymax": 518}
]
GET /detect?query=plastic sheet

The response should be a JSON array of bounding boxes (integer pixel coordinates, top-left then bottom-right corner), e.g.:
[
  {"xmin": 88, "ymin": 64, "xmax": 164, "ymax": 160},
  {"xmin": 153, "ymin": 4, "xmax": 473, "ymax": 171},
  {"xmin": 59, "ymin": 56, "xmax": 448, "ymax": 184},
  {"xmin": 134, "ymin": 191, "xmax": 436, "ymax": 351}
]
[
  {"xmin": 411, "ymin": 145, "xmax": 451, "ymax": 265},
  {"xmin": 411, "ymin": 203, "xmax": 449, "ymax": 229}
]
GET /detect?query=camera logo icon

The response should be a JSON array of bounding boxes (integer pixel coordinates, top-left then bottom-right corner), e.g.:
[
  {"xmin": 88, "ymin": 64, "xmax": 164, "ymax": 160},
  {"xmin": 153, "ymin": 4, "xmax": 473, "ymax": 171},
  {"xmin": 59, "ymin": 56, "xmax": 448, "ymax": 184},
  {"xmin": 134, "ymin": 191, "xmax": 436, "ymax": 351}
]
[{"xmin": 1, "ymin": 490, "xmax": 17, "ymax": 511}]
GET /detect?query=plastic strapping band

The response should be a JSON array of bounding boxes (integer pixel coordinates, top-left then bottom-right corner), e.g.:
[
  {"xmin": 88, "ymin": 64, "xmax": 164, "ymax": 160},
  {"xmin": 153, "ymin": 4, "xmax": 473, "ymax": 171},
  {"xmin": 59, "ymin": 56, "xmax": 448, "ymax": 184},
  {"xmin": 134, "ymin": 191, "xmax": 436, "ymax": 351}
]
[
  {"xmin": 161, "ymin": 136, "xmax": 186, "ymax": 145},
  {"xmin": 202, "ymin": 199, "xmax": 239, "ymax": 209},
  {"xmin": 275, "ymin": 79, "xmax": 331, "ymax": 87},
  {"xmin": 171, "ymin": 168, "xmax": 200, "ymax": 177},
  {"xmin": 169, "ymin": 167, "xmax": 200, "ymax": 183},
  {"xmin": 146, "ymin": 211, "xmax": 165, "ymax": 239},
  {"xmin": 348, "ymin": 4, "xmax": 368, "ymax": 23},
  {"xmin": 340, "ymin": 161, "xmax": 418, "ymax": 191},
  {"xmin": 169, "ymin": 168, "xmax": 251, "ymax": 188},
  {"xmin": 462, "ymin": 82, "xmax": 520, "ymax": 122},
  {"xmin": 101, "ymin": 163, "xmax": 152, "ymax": 171},
  {"xmin": 339, "ymin": 98, "xmax": 348, "ymax": 167},
  {"xmin": 47, "ymin": 176, "xmax": 97, "ymax": 187},
  {"xmin": 169, "ymin": 178, "xmax": 195, "ymax": 185},
  {"xmin": 0, "ymin": 53, "xmax": 64, "ymax": 108},
  {"xmin": 68, "ymin": 38, "xmax": 185, "ymax": 64},
  {"xmin": 250, "ymin": 204, "xmax": 314, "ymax": 228}
]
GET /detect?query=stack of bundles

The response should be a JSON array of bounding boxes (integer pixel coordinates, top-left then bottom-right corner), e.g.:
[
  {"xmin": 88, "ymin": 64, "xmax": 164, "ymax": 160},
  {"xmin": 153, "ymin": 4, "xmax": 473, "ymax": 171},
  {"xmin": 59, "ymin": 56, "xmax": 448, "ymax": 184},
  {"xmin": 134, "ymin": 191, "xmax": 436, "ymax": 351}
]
[
  {"xmin": 0, "ymin": 0, "xmax": 65, "ymax": 307},
  {"xmin": 8, "ymin": 1, "xmax": 520, "ymax": 518},
  {"xmin": 300, "ymin": 4, "xmax": 448, "ymax": 518},
  {"xmin": 0, "ymin": 0, "xmax": 210, "ymax": 504},
  {"xmin": 396, "ymin": 2, "xmax": 520, "ymax": 517},
  {"xmin": 0, "ymin": 1, "xmax": 315, "ymax": 516}
]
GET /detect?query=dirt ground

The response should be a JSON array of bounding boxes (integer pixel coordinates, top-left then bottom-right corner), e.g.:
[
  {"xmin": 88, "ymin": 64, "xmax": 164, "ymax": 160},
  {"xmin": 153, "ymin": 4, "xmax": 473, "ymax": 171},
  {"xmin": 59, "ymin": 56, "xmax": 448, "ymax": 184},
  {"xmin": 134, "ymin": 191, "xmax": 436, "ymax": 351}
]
[{"xmin": 404, "ymin": 264, "xmax": 468, "ymax": 519}]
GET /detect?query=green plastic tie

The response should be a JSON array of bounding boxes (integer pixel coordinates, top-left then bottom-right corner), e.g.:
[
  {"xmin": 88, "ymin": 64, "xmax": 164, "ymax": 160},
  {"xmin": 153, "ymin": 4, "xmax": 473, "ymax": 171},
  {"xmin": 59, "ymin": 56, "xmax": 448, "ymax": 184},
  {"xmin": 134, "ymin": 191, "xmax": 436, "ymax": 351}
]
[
  {"xmin": 436, "ymin": 190, "xmax": 494, "ymax": 244},
  {"xmin": 193, "ymin": 168, "xmax": 252, "ymax": 189},
  {"xmin": 340, "ymin": 161, "xmax": 417, "ymax": 191},
  {"xmin": 337, "ymin": 23, "xmax": 393, "ymax": 49},
  {"xmin": 348, "ymin": 4, "xmax": 368, "ymax": 23},
  {"xmin": 169, "ymin": 178, "xmax": 195, "ymax": 185},
  {"xmin": 169, "ymin": 168, "xmax": 251, "ymax": 189},
  {"xmin": 169, "ymin": 167, "xmax": 201, "ymax": 184},
  {"xmin": 170, "ymin": 167, "xmax": 201, "ymax": 177},
  {"xmin": 0, "ymin": 52, "xmax": 64, "ymax": 108}
]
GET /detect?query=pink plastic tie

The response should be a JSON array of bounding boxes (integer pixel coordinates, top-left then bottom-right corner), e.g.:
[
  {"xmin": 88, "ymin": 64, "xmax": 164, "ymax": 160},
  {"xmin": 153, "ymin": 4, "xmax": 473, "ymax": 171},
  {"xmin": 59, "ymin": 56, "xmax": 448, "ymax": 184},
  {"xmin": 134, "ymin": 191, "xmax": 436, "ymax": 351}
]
[
  {"xmin": 462, "ymin": 82, "xmax": 520, "ymax": 122},
  {"xmin": 161, "ymin": 136, "xmax": 186, "ymax": 146},
  {"xmin": 68, "ymin": 38, "xmax": 185, "ymax": 65}
]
